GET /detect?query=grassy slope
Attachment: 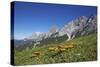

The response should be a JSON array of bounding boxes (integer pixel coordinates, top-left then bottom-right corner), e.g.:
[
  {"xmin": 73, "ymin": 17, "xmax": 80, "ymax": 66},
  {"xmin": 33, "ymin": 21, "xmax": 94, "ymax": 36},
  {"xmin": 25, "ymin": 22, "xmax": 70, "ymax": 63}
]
[{"xmin": 14, "ymin": 33, "xmax": 97, "ymax": 66}]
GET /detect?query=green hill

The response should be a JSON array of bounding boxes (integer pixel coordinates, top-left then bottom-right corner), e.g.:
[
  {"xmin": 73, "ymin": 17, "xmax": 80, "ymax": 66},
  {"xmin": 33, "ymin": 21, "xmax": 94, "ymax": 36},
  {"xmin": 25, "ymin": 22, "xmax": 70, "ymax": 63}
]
[{"xmin": 14, "ymin": 33, "xmax": 97, "ymax": 66}]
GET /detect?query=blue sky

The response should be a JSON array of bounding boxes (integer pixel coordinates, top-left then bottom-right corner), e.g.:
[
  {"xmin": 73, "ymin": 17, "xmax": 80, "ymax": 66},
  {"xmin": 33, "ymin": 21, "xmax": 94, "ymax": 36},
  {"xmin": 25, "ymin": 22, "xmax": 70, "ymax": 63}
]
[{"xmin": 13, "ymin": 1, "xmax": 97, "ymax": 39}]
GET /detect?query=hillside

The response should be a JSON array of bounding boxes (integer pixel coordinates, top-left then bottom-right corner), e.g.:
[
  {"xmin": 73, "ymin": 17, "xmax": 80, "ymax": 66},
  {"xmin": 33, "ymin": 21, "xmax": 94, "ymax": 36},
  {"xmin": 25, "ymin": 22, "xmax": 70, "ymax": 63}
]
[
  {"xmin": 14, "ymin": 15, "xmax": 97, "ymax": 51},
  {"xmin": 14, "ymin": 33, "xmax": 97, "ymax": 66}
]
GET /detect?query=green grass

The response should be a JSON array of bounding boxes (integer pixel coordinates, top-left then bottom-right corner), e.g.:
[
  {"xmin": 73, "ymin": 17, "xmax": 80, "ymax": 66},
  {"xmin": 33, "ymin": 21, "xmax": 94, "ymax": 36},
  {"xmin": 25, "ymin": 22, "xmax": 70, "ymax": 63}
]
[{"xmin": 14, "ymin": 33, "xmax": 97, "ymax": 66}]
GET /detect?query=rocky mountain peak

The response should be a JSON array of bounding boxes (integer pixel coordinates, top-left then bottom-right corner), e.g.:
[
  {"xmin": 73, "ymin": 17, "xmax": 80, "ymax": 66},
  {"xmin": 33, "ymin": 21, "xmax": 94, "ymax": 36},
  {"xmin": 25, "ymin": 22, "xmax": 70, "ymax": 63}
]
[{"xmin": 24, "ymin": 15, "xmax": 97, "ymax": 42}]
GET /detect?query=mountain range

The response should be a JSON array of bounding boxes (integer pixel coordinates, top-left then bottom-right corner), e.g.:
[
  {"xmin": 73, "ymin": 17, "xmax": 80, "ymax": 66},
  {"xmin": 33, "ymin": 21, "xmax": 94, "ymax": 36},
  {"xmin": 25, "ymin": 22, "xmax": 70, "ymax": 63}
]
[{"xmin": 14, "ymin": 15, "xmax": 97, "ymax": 50}]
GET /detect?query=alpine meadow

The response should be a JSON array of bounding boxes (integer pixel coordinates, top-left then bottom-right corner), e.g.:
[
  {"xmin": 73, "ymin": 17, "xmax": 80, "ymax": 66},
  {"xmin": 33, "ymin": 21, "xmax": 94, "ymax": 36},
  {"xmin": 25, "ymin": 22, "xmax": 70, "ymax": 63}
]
[{"xmin": 11, "ymin": 1, "xmax": 97, "ymax": 66}]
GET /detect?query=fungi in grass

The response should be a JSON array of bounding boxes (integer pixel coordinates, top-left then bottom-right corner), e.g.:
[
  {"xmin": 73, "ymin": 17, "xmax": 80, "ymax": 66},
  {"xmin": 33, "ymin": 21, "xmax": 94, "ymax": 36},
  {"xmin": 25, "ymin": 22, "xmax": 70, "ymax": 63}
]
[
  {"xmin": 48, "ymin": 47, "xmax": 55, "ymax": 51},
  {"xmin": 32, "ymin": 52, "xmax": 42, "ymax": 57}
]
